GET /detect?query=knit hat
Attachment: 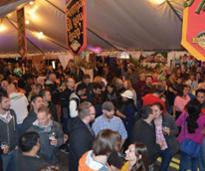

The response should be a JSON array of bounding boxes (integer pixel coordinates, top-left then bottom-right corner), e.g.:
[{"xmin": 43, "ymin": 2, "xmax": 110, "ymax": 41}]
[
  {"xmin": 102, "ymin": 101, "xmax": 115, "ymax": 111},
  {"xmin": 121, "ymin": 90, "xmax": 134, "ymax": 99}
]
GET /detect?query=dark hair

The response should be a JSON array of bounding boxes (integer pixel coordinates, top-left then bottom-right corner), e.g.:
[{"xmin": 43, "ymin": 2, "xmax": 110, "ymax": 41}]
[
  {"xmin": 83, "ymin": 74, "xmax": 90, "ymax": 80},
  {"xmin": 151, "ymin": 102, "xmax": 164, "ymax": 111},
  {"xmin": 140, "ymin": 106, "xmax": 153, "ymax": 119},
  {"xmin": 153, "ymin": 84, "xmax": 165, "ymax": 95},
  {"xmin": 34, "ymin": 84, "xmax": 43, "ymax": 90},
  {"xmin": 39, "ymin": 89, "xmax": 50, "ymax": 98},
  {"xmin": 93, "ymin": 129, "xmax": 121, "ymax": 156},
  {"xmin": 145, "ymin": 75, "xmax": 152, "ymax": 80},
  {"xmin": 131, "ymin": 143, "xmax": 149, "ymax": 171},
  {"xmin": 76, "ymin": 83, "xmax": 86, "ymax": 93},
  {"xmin": 177, "ymin": 84, "xmax": 190, "ymax": 97},
  {"xmin": 30, "ymin": 95, "xmax": 42, "ymax": 103},
  {"xmin": 0, "ymin": 89, "xmax": 8, "ymax": 103},
  {"xmin": 186, "ymin": 100, "xmax": 200, "ymax": 133},
  {"xmin": 19, "ymin": 132, "xmax": 39, "ymax": 152},
  {"xmin": 196, "ymin": 89, "xmax": 205, "ymax": 96},
  {"xmin": 93, "ymin": 83, "xmax": 102, "ymax": 90}
]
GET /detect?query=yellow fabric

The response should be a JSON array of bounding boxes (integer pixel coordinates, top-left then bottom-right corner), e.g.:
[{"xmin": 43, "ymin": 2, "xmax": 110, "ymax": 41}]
[{"xmin": 120, "ymin": 161, "xmax": 130, "ymax": 171}]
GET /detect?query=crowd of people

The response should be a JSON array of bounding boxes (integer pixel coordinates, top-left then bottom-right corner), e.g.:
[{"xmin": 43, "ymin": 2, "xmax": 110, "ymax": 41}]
[{"xmin": 0, "ymin": 55, "xmax": 204, "ymax": 171}]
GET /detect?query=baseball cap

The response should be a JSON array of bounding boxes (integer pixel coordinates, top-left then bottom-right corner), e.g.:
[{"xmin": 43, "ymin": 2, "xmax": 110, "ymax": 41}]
[{"xmin": 102, "ymin": 101, "xmax": 115, "ymax": 111}]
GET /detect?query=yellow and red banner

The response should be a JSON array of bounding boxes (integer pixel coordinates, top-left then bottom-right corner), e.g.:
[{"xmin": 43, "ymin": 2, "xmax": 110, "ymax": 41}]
[
  {"xmin": 182, "ymin": 0, "xmax": 205, "ymax": 61},
  {"xmin": 65, "ymin": 0, "xmax": 87, "ymax": 54},
  {"xmin": 17, "ymin": 8, "xmax": 27, "ymax": 58}
]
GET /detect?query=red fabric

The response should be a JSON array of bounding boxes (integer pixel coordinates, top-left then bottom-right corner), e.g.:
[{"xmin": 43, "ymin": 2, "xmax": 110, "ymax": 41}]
[
  {"xmin": 143, "ymin": 93, "xmax": 166, "ymax": 110},
  {"xmin": 201, "ymin": 109, "xmax": 205, "ymax": 116}
]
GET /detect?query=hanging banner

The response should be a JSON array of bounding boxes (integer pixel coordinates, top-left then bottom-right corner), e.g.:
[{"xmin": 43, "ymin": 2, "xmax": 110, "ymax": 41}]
[
  {"xmin": 58, "ymin": 52, "xmax": 74, "ymax": 70},
  {"xmin": 65, "ymin": 0, "xmax": 87, "ymax": 54},
  {"xmin": 182, "ymin": 0, "xmax": 205, "ymax": 61},
  {"xmin": 17, "ymin": 8, "xmax": 27, "ymax": 58}
]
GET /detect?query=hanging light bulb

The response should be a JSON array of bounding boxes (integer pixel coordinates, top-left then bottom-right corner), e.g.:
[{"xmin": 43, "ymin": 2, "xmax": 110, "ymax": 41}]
[
  {"xmin": 28, "ymin": 6, "xmax": 39, "ymax": 21},
  {"xmin": 36, "ymin": 31, "xmax": 45, "ymax": 39},
  {"xmin": 149, "ymin": 0, "xmax": 165, "ymax": 5},
  {"xmin": 25, "ymin": 20, "xmax": 30, "ymax": 25},
  {"xmin": 29, "ymin": 1, "xmax": 35, "ymax": 5},
  {"xmin": 0, "ymin": 19, "xmax": 7, "ymax": 32}
]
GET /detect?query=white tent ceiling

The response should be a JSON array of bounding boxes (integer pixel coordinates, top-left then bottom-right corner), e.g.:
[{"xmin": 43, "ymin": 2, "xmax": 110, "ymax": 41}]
[{"xmin": 0, "ymin": 0, "xmax": 184, "ymax": 57}]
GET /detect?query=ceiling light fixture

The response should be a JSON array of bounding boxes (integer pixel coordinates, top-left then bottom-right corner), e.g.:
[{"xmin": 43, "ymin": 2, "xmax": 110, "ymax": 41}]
[
  {"xmin": 25, "ymin": 20, "xmax": 30, "ymax": 25},
  {"xmin": 29, "ymin": 1, "xmax": 35, "ymax": 5},
  {"xmin": 0, "ymin": 19, "xmax": 7, "ymax": 32},
  {"xmin": 149, "ymin": 0, "xmax": 166, "ymax": 5},
  {"xmin": 36, "ymin": 31, "xmax": 45, "ymax": 39}
]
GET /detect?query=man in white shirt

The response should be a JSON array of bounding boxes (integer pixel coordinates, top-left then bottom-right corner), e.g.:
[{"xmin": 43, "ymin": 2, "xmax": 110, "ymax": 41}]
[{"xmin": 7, "ymin": 84, "xmax": 28, "ymax": 125}]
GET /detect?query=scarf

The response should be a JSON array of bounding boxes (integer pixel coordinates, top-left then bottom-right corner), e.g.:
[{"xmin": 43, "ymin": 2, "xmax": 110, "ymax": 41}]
[
  {"xmin": 154, "ymin": 116, "xmax": 168, "ymax": 150},
  {"xmin": 33, "ymin": 120, "xmax": 53, "ymax": 132}
]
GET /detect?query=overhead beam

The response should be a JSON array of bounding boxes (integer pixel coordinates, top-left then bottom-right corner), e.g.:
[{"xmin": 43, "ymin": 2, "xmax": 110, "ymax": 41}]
[
  {"xmin": 0, "ymin": 0, "xmax": 16, "ymax": 7},
  {"xmin": 166, "ymin": 0, "xmax": 182, "ymax": 22},
  {"xmin": 6, "ymin": 17, "xmax": 45, "ymax": 55}
]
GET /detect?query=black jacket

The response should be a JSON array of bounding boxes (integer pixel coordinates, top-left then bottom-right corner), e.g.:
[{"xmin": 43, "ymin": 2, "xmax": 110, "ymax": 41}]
[
  {"xmin": 162, "ymin": 114, "xmax": 179, "ymax": 155},
  {"xmin": 67, "ymin": 117, "xmax": 94, "ymax": 171},
  {"xmin": 20, "ymin": 111, "xmax": 37, "ymax": 135},
  {"xmin": 131, "ymin": 119, "xmax": 160, "ymax": 164},
  {"xmin": 28, "ymin": 121, "xmax": 64, "ymax": 164},
  {"xmin": 0, "ymin": 110, "xmax": 18, "ymax": 151},
  {"xmin": 7, "ymin": 151, "xmax": 48, "ymax": 171}
]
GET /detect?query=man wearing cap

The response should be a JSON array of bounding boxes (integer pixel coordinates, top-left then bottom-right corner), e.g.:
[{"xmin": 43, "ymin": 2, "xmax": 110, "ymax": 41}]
[{"xmin": 92, "ymin": 101, "xmax": 128, "ymax": 144}]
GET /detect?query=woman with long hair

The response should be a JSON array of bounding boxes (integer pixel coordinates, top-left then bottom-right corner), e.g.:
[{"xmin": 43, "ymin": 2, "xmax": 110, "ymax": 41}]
[
  {"xmin": 78, "ymin": 129, "xmax": 121, "ymax": 171},
  {"xmin": 151, "ymin": 103, "xmax": 179, "ymax": 171},
  {"xmin": 121, "ymin": 143, "xmax": 149, "ymax": 171},
  {"xmin": 176, "ymin": 100, "xmax": 205, "ymax": 171}
]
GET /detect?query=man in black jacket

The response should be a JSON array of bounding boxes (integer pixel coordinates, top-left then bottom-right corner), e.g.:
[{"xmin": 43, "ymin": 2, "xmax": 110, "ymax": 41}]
[
  {"xmin": 28, "ymin": 105, "xmax": 64, "ymax": 164},
  {"xmin": 0, "ymin": 90, "xmax": 18, "ymax": 171},
  {"xmin": 20, "ymin": 95, "xmax": 44, "ymax": 135},
  {"xmin": 131, "ymin": 106, "xmax": 160, "ymax": 170},
  {"xmin": 67, "ymin": 101, "xmax": 96, "ymax": 171},
  {"xmin": 7, "ymin": 131, "xmax": 48, "ymax": 171}
]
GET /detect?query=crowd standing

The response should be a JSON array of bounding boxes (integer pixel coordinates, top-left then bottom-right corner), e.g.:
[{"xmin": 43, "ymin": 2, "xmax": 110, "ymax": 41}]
[{"xmin": 0, "ymin": 55, "xmax": 204, "ymax": 171}]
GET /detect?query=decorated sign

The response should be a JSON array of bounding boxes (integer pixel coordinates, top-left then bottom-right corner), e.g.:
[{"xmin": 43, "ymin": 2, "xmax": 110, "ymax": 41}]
[
  {"xmin": 58, "ymin": 52, "xmax": 74, "ymax": 70},
  {"xmin": 182, "ymin": 0, "xmax": 205, "ymax": 61},
  {"xmin": 17, "ymin": 8, "xmax": 27, "ymax": 58},
  {"xmin": 65, "ymin": 0, "xmax": 87, "ymax": 54}
]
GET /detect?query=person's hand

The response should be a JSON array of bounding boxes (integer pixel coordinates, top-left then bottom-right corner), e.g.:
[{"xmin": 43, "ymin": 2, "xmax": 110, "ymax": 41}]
[
  {"xmin": 50, "ymin": 139, "xmax": 58, "ymax": 146},
  {"xmin": 2, "ymin": 145, "xmax": 9, "ymax": 154},
  {"xmin": 163, "ymin": 127, "xmax": 170, "ymax": 135}
]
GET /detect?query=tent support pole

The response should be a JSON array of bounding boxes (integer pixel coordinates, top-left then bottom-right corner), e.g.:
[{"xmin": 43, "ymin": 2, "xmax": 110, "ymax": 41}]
[
  {"xmin": 8, "ymin": 17, "xmax": 70, "ymax": 53},
  {"xmin": 6, "ymin": 17, "xmax": 45, "ymax": 55},
  {"xmin": 166, "ymin": 0, "xmax": 182, "ymax": 22},
  {"xmin": 43, "ymin": 0, "xmax": 122, "ymax": 50}
]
